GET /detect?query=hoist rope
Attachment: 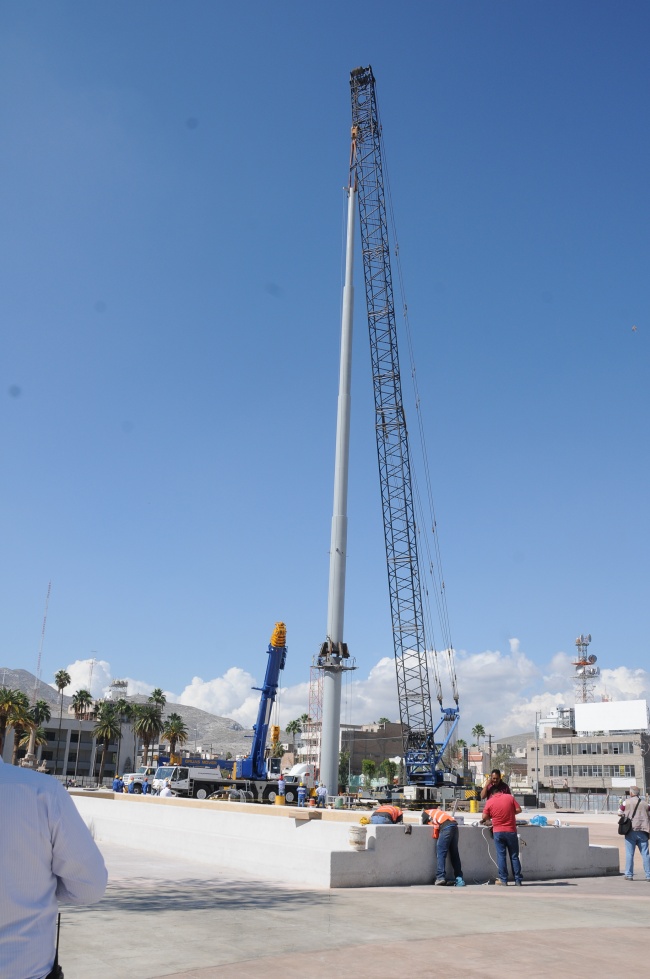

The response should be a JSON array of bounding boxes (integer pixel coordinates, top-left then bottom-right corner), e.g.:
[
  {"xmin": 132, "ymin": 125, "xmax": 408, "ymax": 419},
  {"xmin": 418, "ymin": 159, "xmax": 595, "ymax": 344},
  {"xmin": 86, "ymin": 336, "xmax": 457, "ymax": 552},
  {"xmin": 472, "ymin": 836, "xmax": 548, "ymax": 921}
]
[{"xmin": 375, "ymin": 100, "xmax": 459, "ymax": 706}]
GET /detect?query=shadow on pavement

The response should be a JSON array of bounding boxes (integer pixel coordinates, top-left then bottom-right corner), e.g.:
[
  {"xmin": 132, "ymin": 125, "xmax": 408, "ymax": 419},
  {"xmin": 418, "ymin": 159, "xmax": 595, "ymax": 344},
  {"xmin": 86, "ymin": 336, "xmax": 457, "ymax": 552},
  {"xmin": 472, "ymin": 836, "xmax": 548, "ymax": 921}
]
[{"xmin": 73, "ymin": 878, "xmax": 328, "ymax": 914}]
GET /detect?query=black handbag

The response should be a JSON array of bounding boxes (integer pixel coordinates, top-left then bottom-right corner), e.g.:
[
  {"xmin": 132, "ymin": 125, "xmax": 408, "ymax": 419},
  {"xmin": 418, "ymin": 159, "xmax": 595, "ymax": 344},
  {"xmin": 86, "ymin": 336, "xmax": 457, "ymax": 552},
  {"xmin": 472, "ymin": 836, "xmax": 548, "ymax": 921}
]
[{"xmin": 618, "ymin": 797, "xmax": 641, "ymax": 836}]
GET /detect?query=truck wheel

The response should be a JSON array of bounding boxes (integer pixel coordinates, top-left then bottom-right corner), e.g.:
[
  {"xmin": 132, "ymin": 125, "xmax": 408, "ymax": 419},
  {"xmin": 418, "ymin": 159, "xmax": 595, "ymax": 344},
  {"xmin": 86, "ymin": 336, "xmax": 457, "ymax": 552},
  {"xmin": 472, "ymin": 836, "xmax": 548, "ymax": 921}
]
[
  {"xmin": 195, "ymin": 787, "xmax": 208, "ymax": 800},
  {"xmin": 263, "ymin": 786, "xmax": 276, "ymax": 804},
  {"xmin": 133, "ymin": 784, "xmax": 142, "ymax": 794},
  {"xmin": 285, "ymin": 789, "xmax": 297, "ymax": 804}
]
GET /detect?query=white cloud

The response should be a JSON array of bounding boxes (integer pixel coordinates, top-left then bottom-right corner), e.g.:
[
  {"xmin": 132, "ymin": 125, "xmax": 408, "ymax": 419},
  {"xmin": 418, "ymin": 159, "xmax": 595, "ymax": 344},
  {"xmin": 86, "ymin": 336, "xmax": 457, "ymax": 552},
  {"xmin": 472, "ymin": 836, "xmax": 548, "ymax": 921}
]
[
  {"xmin": 53, "ymin": 658, "xmax": 112, "ymax": 699},
  {"xmin": 53, "ymin": 647, "xmax": 650, "ymax": 743},
  {"xmin": 177, "ymin": 668, "xmax": 258, "ymax": 718}
]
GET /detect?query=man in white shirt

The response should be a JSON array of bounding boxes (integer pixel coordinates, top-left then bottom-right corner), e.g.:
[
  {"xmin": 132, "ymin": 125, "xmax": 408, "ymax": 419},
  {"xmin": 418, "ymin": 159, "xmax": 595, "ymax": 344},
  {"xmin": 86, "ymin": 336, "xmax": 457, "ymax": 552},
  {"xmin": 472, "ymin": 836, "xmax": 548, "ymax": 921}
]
[
  {"xmin": 0, "ymin": 758, "xmax": 108, "ymax": 978},
  {"xmin": 159, "ymin": 780, "xmax": 173, "ymax": 797}
]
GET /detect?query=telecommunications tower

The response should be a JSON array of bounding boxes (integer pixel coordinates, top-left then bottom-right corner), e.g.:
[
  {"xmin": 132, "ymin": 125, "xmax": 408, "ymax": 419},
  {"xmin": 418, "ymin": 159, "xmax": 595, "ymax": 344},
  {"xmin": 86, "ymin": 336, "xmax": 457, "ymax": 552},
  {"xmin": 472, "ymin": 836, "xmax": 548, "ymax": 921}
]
[{"xmin": 572, "ymin": 633, "xmax": 599, "ymax": 703}]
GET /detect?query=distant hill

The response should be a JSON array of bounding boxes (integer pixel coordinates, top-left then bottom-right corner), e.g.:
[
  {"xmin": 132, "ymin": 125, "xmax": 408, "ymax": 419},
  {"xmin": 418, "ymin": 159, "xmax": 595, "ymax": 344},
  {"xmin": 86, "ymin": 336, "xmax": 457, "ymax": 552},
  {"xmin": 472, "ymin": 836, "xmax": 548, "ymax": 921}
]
[{"xmin": 0, "ymin": 667, "xmax": 260, "ymax": 757}]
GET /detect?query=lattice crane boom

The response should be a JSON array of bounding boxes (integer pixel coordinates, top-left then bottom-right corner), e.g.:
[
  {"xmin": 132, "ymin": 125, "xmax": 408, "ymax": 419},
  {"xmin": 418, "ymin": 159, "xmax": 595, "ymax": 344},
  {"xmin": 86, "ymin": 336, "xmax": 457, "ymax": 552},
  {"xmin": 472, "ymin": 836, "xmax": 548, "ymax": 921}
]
[{"xmin": 350, "ymin": 65, "xmax": 459, "ymax": 785}]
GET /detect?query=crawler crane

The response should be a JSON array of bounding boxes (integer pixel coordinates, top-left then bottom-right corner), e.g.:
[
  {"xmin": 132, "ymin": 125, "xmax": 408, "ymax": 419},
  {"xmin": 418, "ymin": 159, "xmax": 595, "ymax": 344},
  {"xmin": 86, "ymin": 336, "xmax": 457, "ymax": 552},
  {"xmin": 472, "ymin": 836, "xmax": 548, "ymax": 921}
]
[{"xmin": 350, "ymin": 66, "xmax": 460, "ymax": 794}]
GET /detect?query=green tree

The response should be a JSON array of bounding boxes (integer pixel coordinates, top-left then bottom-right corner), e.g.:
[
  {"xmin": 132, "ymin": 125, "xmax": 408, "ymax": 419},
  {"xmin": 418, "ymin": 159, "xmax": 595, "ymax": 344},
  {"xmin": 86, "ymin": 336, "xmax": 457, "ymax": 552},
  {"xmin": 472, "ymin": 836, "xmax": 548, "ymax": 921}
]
[
  {"xmin": 148, "ymin": 688, "xmax": 167, "ymax": 711},
  {"xmin": 71, "ymin": 689, "xmax": 93, "ymax": 779},
  {"xmin": 378, "ymin": 717, "xmax": 391, "ymax": 725},
  {"xmin": 0, "ymin": 688, "xmax": 26, "ymax": 757},
  {"xmin": 379, "ymin": 758, "xmax": 398, "ymax": 782},
  {"xmin": 135, "ymin": 704, "xmax": 164, "ymax": 765},
  {"xmin": 361, "ymin": 759, "xmax": 377, "ymax": 785},
  {"xmin": 9, "ymin": 692, "xmax": 33, "ymax": 765},
  {"xmin": 285, "ymin": 719, "xmax": 302, "ymax": 741},
  {"xmin": 455, "ymin": 738, "xmax": 467, "ymax": 762},
  {"xmin": 93, "ymin": 702, "xmax": 123, "ymax": 784},
  {"xmin": 24, "ymin": 698, "xmax": 53, "ymax": 764},
  {"xmin": 20, "ymin": 727, "xmax": 48, "ymax": 750},
  {"xmin": 491, "ymin": 747, "xmax": 512, "ymax": 780},
  {"xmin": 338, "ymin": 750, "xmax": 351, "ymax": 792},
  {"xmin": 112, "ymin": 698, "xmax": 131, "ymax": 773},
  {"xmin": 471, "ymin": 723, "xmax": 486, "ymax": 747},
  {"xmin": 162, "ymin": 712, "xmax": 189, "ymax": 757},
  {"xmin": 54, "ymin": 669, "xmax": 71, "ymax": 774},
  {"xmin": 72, "ymin": 689, "xmax": 93, "ymax": 719}
]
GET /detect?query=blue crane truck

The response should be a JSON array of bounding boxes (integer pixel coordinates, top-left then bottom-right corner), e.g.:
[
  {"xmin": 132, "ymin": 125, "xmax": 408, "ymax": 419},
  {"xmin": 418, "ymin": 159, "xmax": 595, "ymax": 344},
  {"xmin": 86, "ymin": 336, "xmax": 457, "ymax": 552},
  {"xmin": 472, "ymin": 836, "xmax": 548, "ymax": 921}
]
[{"xmin": 152, "ymin": 623, "xmax": 298, "ymax": 802}]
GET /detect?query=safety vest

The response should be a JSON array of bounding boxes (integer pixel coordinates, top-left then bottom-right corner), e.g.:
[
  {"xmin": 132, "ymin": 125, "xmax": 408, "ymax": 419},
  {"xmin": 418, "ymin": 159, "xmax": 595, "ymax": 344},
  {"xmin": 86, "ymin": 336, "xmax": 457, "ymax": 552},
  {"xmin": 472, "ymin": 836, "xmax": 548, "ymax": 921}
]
[
  {"xmin": 374, "ymin": 805, "xmax": 403, "ymax": 823},
  {"xmin": 423, "ymin": 808, "xmax": 456, "ymax": 838}
]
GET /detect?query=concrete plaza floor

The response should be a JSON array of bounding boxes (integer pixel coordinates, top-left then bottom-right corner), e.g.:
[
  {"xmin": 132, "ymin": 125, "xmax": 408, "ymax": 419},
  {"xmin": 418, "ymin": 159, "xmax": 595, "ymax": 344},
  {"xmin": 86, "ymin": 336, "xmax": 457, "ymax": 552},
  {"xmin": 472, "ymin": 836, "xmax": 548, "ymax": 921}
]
[{"xmin": 60, "ymin": 812, "xmax": 648, "ymax": 979}]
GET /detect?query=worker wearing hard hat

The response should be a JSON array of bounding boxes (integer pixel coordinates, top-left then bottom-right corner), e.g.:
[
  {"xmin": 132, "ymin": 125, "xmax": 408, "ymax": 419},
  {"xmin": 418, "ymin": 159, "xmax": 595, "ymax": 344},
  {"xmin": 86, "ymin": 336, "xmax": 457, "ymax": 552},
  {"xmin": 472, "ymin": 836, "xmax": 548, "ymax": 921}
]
[
  {"xmin": 370, "ymin": 804, "xmax": 404, "ymax": 824},
  {"xmin": 422, "ymin": 808, "xmax": 465, "ymax": 886}
]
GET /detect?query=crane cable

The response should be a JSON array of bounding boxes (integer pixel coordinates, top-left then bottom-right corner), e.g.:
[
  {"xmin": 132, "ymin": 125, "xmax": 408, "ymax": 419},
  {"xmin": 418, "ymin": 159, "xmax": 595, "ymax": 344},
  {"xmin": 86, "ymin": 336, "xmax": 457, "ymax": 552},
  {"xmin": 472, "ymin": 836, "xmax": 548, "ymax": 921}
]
[{"xmin": 375, "ymin": 99, "xmax": 459, "ymax": 706}]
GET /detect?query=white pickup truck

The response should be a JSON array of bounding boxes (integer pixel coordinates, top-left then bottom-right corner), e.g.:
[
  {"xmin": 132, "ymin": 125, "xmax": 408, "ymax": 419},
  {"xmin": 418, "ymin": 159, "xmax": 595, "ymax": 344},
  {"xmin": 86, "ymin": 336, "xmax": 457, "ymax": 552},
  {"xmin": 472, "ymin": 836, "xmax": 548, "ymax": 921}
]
[{"xmin": 120, "ymin": 766, "xmax": 157, "ymax": 794}]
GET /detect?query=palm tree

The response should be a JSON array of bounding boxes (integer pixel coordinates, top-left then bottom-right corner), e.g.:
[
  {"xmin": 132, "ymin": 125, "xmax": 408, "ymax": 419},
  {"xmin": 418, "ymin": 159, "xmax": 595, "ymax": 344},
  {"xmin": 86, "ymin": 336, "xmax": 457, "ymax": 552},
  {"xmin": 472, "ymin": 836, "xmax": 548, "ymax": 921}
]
[
  {"xmin": 161, "ymin": 712, "xmax": 189, "ymax": 759},
  {"xmin": 148, "ymin": 689, "xmax": 167, "ymax": 711},
  {"xmin": 286, "ymin": 719, "xmax": 302, "ymax": 738},
  {"xmin": 112, "ymin": 698, "xmax": 130, "ymax": 774},
  {"xmin": 54, "ymin": 669, "xmax": 71, "ymax": 775},
  {"xmin": 9, "ymin": 692, "xmax": 34, "ymax": 765},
  {"xmin": 135, "ymin": 704, "xmax": 163, "ymax": 766},
  {"xmin": 72, "ymin": 689, "xmax": 93, "ymax": 719},
  {"xmin": 71, "ymin": 689, "xmax": 93, "ymax": 779},
  {"xmin": 0, "ymin": 688, "xmax": 27, "ymax": 757},
  {"xmin": 471, "ymin": 723, "xmax": 486, "ymax": 748},
  {"xmin": 93, "ymin": 702, "xmax": 122, "ymax": 784},
  {"xmin": 20, "ymin": 727, "xmax": 48, "ymax": 750},
  {"xmin": 24, "ymin": 699, "xmax": 53, "ymax": 766}
]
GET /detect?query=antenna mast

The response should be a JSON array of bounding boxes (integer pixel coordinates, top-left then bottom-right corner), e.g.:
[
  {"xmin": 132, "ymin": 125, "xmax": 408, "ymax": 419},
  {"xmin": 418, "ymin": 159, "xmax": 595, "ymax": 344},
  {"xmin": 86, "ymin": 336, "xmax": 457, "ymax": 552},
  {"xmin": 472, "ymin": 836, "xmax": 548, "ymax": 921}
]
[
  {"xmin": 32, "ymin": 581, "xmax": 52, "ymax": 705},
  {"xmin": 572, "ymin": 633, "xmax": 599, "ymax": 703}
]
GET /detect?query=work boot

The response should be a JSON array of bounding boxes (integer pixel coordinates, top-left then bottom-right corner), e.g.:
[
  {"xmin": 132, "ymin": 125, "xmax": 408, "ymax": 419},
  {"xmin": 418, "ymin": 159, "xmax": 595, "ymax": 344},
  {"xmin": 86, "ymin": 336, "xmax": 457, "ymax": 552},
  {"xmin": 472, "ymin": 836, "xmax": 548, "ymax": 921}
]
[
  {"xmin": 434, "ymin": 878, "xmax": 447, "ymax": 886},
  {"xmin": 455, "ymin": 877, "xmax": 466, "ymax": 887},
  {"xmin": 495, "ymin": 879, "xmax": 508, "ymax": 886}
]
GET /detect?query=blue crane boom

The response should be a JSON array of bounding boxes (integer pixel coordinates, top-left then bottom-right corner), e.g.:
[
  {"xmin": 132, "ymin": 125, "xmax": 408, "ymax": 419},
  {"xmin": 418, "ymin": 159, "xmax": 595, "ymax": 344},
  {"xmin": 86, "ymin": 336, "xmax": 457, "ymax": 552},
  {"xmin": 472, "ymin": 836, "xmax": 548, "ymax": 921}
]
[
  {"xmin": 349, "ymin": 66, "xmax": 459, "ymax": 786},
  {"xmin": 237, "ymin": 622, "xmax": 287, "ymax": 781}
]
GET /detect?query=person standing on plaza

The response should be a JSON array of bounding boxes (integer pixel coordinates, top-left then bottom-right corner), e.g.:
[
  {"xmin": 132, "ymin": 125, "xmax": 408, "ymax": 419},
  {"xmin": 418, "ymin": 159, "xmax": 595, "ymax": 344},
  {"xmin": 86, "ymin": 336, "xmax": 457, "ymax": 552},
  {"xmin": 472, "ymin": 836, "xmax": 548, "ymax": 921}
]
[
  {"xmin": 112, "ymin": 774, "xmax": 123, "ymax": 793},
  {"xmin": 277, "ymin": 775, "xmax": 285, "ymax": 799},
  {"xmin": 316, "ymin": 783, "xmax": 328, "ymax": 808},
  {"xmin": 421, "ymin": 808, "xmax": 466, "ymax": 886},
  {"xmin": 619, "ymin": 787, "xmax": 650, "ymax": 880},
  {"xmin": 297, "ymin": 782, "xmax": 307, "ymax": 807},
  {"xmin": 481, "ymin": 789, "xmax": 523, "ymax": 885},
  {"xmin": 0, "ymin": 757, "xmax": 107, "ymax": 978}
]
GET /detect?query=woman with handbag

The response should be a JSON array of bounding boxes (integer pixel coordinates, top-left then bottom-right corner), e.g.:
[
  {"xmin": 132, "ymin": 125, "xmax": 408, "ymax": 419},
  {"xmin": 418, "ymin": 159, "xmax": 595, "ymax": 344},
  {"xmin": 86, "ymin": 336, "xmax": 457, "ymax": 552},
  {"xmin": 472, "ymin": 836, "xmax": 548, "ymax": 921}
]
[{"xmin": 618, "ymin": 787, "xmax": 650, "ymax": 880}]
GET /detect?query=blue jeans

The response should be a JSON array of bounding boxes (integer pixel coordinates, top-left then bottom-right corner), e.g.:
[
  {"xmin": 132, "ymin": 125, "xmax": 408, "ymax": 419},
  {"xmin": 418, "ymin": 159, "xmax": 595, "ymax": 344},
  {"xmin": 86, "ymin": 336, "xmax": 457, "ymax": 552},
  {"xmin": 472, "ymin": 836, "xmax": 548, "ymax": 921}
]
[
  {"xmin": 624, "ymin": 830, "xmax": 650, "ymax": 879},
  {"xmin": 493, "ymin": 831, "xmax": 523, "ymax": 883},
  {"xmin": 436, "ymin": 822, "xmax": 462, "ymax": 881}
]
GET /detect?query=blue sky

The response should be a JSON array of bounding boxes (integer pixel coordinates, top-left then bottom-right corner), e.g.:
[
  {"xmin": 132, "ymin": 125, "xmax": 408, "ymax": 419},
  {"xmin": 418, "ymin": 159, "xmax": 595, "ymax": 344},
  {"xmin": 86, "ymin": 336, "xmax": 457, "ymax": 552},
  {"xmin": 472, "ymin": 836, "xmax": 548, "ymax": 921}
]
[{"xmin": 1, "ymin": 2, "xmax": 648, "ymax": 737}]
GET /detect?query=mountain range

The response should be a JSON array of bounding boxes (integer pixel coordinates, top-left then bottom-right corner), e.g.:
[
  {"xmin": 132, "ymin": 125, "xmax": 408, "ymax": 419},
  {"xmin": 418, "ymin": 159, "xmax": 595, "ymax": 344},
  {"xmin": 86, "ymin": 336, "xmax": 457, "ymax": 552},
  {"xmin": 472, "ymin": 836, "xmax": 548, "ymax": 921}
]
[{"xmin": 0, "ymin": 667, "xmax": 261, "ymax": 757}]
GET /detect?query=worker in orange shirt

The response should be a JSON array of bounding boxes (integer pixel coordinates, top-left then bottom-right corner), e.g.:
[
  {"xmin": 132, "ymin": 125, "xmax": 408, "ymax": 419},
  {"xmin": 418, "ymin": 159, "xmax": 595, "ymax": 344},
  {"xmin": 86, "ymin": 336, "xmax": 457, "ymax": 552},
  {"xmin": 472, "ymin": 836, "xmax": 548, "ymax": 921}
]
[
  {"xmin": 422, "ymin": 808, "xmax": 466, "ymax": 886},
  {"xmin": 370, "ymin": 804, "xmax": 404, "ymax": 824}
]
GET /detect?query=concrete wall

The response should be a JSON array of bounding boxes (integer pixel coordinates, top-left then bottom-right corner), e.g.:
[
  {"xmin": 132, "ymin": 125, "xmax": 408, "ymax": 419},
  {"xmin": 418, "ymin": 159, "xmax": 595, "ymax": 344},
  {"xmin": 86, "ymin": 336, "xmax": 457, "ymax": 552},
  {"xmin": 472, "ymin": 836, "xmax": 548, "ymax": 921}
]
[{"xmin": 72, "ymin": 793, "xmax": 619, "ymax": 889}]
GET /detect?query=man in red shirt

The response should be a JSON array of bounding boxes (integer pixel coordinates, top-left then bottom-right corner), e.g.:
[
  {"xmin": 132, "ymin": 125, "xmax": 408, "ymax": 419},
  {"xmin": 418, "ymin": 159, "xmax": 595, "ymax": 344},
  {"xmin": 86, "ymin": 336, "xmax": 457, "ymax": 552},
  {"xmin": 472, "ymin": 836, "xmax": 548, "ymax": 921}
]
[{"xmin": 481, "ymin": 791, "xmax": 523, "ymax": 885}]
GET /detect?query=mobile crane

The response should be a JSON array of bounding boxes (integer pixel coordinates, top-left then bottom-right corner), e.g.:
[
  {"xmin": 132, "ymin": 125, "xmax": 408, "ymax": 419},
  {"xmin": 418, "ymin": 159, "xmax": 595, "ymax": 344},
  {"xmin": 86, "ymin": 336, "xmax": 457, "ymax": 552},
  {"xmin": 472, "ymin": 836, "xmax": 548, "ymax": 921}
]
[
  {"xmin": 349, "ymin": 66, "xmax": 460, "ymax": 796},
  {"xmin": 153, "ymin": 623, "xmax": 296, "ymax": 802}
]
